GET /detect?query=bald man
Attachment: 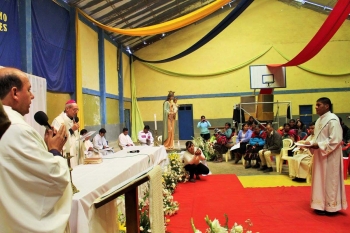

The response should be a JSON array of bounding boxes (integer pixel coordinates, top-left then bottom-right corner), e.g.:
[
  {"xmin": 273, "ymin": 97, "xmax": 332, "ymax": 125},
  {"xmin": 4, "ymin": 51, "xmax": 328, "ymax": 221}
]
[
  {"xmin": 52, "ymin": 99, "xmax": 81, "ymax": 166},
  {"xmin": 0, "ymin": 67, "xmax": 72, "ymax": 233}
]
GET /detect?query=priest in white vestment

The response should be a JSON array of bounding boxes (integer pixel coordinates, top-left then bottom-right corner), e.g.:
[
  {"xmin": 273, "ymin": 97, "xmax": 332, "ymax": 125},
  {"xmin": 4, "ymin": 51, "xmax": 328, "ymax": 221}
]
[
  {"xmin": 138, "ymin": 125, "xmax": 154, "ymax": 146},
  {"xmin": 0, "ymin": 67, "xmax": 72, "ymax": 233},
  {"xmin": 289, "ymin": 123, "xmax": 315, "ymax": 180},
  {"xmin": 93, "ymin": 128, "xmax": 109, "ymax": 149},
  {"xmin": 52, "ymin": 99, "xmax": 80, "ymax": 167},
  {"xmin": 118, "ymin": 127, "xmax": 135, "ymax": 149},
  {"xmin": 306, "ymin": 97, "xmax": 347, "ymax": 215}
]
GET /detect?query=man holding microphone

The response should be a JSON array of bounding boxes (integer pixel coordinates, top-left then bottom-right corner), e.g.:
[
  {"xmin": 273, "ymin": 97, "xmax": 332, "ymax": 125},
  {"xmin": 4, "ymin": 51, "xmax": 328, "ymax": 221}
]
[
  {"xmin": 52, "ymin": 99, "xmax": 81, "ymax": 166},
  {"xmin": 0, "ymin": 67, "xmax": 72, "ymax": 233}
]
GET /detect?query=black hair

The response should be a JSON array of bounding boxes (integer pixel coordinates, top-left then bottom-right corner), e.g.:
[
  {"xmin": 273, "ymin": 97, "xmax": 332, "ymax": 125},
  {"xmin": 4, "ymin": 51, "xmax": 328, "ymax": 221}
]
[
  {"xmin": 99, "ymin": 128, "xmax": 106, "ymax": 134},
  {"xmin": 225, "ymin": 122, "xmax": 231, "ymax": 127},
  {"xmin": 309, "ymin": 121, "xmax": 315, "ymax": 127},
  {"xmin": 185, "ymin": 141, "xmax": 193, "ymax": 149},
  {"xmin": 289, "ymin": 119, "xmax": 296, "ymax": 123},
  {"xmin": 144, "ymin": 125, "xmax": 150, "ymax": 130},
  {"xmin": 317, "ymin": 97, "xmax": 332, "ymax": 111},
  {"xmin": 0, "ymin": 70, "xmax": 23, "ymax": 99},
  {"xmin": 201, "ymin": 115, "xmax": 205, "ymax": 119},
  {"xmin": 283, "ymin": 123, "xmax": 291, "ymax": 128},
  {"xmin": 80, "ymin": 129, "xmax": 87, "ymax": 135},
  {"xmin": 123, "ymin": 127, "xmax": 128, "ymax": 132}
]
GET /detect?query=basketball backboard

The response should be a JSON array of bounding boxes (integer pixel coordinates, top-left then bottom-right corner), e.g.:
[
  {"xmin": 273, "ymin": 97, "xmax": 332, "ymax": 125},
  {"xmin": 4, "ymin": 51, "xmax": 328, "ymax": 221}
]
[{"xmin": 250, "ymin": 65, "xmax": 286, "ymax": 89}]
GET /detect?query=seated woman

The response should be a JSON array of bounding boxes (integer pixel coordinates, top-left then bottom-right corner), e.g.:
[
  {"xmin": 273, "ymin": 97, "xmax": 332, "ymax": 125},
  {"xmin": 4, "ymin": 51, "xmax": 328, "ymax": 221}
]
[
  {"xmin": 222, "ymin": 122, "xmax": 235, "ymax": 148},
  {"xmin": 244, "ymin": 125, "xmax": 266, "ymax": 169},
  {"xmin": 246, "ymin": 116, "xmax": 258, "ymax": 130},
  {"xmin": 231, "ymin": 123, "xmax": 253, "ymax": 164},
  {"xmin": 183, "ymin": 141, "xmax": 210, "ymax": 182},
  {"xmin": 289, "ymin": 122, "xmax": 315, "ymax": 182},
  {"xmin": 296, "ymin": 119, "xmax": 307, "ymax": 139},
  {"xmin": 281, "ymin": 123, "xmax": 298, "ymax": 157},
  {"xmin": 212, "ymin": 124, "xmax": 235, "ymax": 162}
]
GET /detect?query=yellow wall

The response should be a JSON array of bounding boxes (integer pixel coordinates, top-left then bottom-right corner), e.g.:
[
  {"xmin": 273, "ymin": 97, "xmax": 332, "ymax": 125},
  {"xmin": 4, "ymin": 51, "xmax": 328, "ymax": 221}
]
[
  {"xmin": 123, "ymin": 53, "xmax": 131, "ymax": 98},
  {"xmin": 79, "ymin": 20, "xmax": 99, "ymax": 91},
  {"xmin": 105, "ymin": 39, "xmax": 118, "ymax": 95},
  {"xmin": 134, "ymin": 0, "xmax": 350, "ymax": 121},
  {"xmin": 47, "ymin": 92, "xmax": 71, "ymax": 122},
  {"xmin": 106, "ymin": 98, "xmax": 119, "ymax": 124},
  {"xmin": 83, "ymin": 94, "xmax": 101, "ymax": 126}
]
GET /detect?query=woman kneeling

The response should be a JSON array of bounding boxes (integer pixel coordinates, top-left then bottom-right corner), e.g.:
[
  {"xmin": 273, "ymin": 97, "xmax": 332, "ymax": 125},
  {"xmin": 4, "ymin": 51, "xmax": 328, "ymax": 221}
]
[{"xmin": 183, "ymin": 141, "xmax": 210, "ymax": 182}]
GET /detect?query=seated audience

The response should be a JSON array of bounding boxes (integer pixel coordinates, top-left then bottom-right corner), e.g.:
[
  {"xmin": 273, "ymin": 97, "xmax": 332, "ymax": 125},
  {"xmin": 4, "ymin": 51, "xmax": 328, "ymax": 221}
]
[
  {"xmin": 282, "ymin": 123, "xmax": 298, "ymax": 142},
  {"xmin": 246, "ymin": 116, "xmax": 258, "ymax": 130},
  {"xmin": 258, "ymin": 124, "xmax": 282, "ymax": 173},
  {"xmin": 212, "ymin": 124, "xmax": 235, "ymax": 162},
  {"xmin": 119, "ymin": 127, "xmax": 135, "ymax": 149},
  {"xmin": 183, "ymin": 141, "xmax": 209, "ymax": 182},
  {"xmin": 93, "ymin": 128, "xmax": 109, "ymax": 149},
  {"xmin": 222, "ymin": 122, "xmax": 235, "ymax": 148},
  {"xmin": 138, "ymin": 125, "xmax": 154, "ymax": 146},
  {"xmin": 244, "ymin": 125, "xmax": 266, "ymax": 169},
  {"xmin": 289, "ymin": 119, "xmax": 298, "ymax": 130},
  {"xmin": 231, "ymin": 123, "xmax": 252, "ymax": 164},
  {"xmin": 296, "ymin": 119, "xmax": 307, "ymax": 139},
  {"xmin": 289, "ymin": 122, "xmax": 315, "ymax": 181},
  {"xmin": 338, "ymin": 116, "xmax": 349, "ymax": 142},
  {"xmin": 281, "ymin": 123, "xmax": 298, "ymax": 156}
]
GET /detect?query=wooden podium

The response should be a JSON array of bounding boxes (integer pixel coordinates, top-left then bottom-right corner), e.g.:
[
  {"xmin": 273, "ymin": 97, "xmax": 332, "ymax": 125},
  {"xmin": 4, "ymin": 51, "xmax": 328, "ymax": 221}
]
[{"xmin": 256, "ymin": 94, "xmax": 274, "ymax": 121}]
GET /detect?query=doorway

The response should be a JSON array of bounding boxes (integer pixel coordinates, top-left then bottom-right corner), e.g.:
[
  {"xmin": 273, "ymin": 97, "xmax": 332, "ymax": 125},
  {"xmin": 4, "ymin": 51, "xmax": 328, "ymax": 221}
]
[
  {"xmin": 299, "ymin": 105, "xmax": 313, "ymax": 127},
  {"xmin": 178, "ymin": 104, "xmax": 194, "ymax": 140}
]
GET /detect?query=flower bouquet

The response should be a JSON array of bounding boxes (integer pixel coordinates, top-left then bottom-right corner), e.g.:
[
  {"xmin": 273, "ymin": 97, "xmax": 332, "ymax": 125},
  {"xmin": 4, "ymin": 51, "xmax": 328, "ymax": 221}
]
[
  {"xmin": 192, "ymin": 136, "xmax": 216, "ymax": 161},
  {"xmin": 191, "ymin": 215, "xmax": 256, "ymax": 233}
]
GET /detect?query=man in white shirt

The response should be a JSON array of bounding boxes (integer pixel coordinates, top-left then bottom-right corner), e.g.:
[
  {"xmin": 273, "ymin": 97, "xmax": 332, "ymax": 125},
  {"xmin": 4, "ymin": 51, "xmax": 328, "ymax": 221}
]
[
  {"xmin": 306, "ymin": 97, "xmax": 347, "ymax": 215},
  {"xmin": 138, "ymin": 125, "xmax": 154, "ymax": 146},
  {"xmin": 52, "ymin": 99, "xmax": 80, "ymax": 166},
  {"xmin": 93, "ymin": 128, "xmax": 109, "ymax": 149},
  {"xmin": 119, "ymin": 127, "xmax": 135, "ymax": 149},
  {"xmin": 79, "ymin": 129, "xmax": 101, "ymax": 158},
  {"xmin": 0, "ymin": 67, "xmax": 72, "ymax": 233}
]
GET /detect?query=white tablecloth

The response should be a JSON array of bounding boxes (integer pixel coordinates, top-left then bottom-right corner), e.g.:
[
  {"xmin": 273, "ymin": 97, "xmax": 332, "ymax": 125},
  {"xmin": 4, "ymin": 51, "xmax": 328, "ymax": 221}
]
[{"xmin": 69, "ymin": 146, "xmax": 168, "ymax": 233}]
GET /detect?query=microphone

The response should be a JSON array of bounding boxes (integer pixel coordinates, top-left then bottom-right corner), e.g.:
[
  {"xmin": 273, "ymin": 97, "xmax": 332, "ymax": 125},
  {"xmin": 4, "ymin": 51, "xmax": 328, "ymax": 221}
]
[
  {"xmin": 74, "ymin": 116, "xmax": 79, "ymax": 132},
  {"xmin": 74, "ymin": 116, "xmax": 79, "ymax": 123},
  {"xmin": 128, "ymin": 150, "xmax": 140, "ymax": 153},
  {"xmin": 34, "ymin": 111, "xmax": 52, "ymax": 130}
]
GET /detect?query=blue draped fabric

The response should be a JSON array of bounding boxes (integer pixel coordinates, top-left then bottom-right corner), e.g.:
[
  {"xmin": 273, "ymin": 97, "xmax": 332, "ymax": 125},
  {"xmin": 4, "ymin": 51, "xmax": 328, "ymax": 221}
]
[
  {"xmin": 133, "ymin": 0, "xmax": 253, "ymax": 63},
  {"xmin": 0, "ymin": 0, "xmax": 21, "ymax": 68},
  {"xmin": 32, "ymin": 0, "xmax": 74, "ymax": 92}
]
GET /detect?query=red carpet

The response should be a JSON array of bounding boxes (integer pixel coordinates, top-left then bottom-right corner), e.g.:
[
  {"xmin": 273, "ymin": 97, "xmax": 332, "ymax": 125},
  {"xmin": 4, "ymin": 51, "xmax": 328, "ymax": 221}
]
[{"xmin": 166, "ymin": 175, "xmax": 349, "ymax": 233}]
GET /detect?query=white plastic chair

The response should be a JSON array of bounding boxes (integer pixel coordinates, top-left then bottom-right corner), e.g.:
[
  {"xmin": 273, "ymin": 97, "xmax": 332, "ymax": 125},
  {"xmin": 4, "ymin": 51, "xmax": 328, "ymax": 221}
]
[{"xmin": 276, "ymin": 139, "xmax": 294, "ymax": 173}]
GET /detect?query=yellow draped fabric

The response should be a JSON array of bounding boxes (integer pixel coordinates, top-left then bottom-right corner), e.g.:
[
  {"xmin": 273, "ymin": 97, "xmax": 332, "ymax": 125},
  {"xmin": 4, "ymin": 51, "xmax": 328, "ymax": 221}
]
[
  {"xmin": 131, "ymin": 61, "xmax": 145, "ymax": 142},
  {"xmin": 77, "ymin": 0, "xmax": 230, "ymax": 36},
  {"xmin": 75, "ymin": 11, "xmax": 85, "ymax": 128}
]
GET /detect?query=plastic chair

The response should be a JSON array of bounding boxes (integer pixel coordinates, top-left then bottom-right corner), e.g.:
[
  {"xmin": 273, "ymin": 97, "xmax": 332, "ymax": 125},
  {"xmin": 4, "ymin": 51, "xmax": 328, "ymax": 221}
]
[{"xmin": 276, "ymin": 139, "xmax": 295, "ymax": 173}]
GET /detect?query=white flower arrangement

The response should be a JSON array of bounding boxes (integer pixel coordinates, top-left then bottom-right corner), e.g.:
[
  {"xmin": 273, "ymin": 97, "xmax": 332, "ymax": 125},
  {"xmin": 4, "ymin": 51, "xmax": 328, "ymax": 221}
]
[
  {"xmin": 192, "ymin": 136, "xmax": 216, "ymax": 160},
  {"xmin": 191, "ymin": 215, "xmax": 257, "ymax": 233}
]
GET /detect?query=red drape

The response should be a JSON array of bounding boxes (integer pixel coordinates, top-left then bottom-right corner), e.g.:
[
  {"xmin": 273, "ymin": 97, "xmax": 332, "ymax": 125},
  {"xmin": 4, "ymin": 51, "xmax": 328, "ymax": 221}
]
[{"xmin": 269, "ymin": 1, "xmax": 350, "ymax": 67}]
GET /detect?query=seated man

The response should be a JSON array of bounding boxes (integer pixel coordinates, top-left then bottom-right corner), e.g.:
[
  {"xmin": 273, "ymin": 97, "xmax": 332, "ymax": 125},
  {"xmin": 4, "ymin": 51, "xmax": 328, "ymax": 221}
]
[
  {"xmin": 244, "ymin": 125, "xmax": 266, "ymax": 169},
  {"xmin": 138, "ymin": 125, "xmax": 154, "ymax": 146},
  {"xmin": 183, "ymin": 141, "xmax": 209, "ymax": 182},
  {"xmin": 289, "ymin": 122, "xmax": 315, "ymax": 181},
  {"xmin": 93, "ymin": 128, "xmax": 111, "ymax": 151},
  {"xmin": 258, "ymin": 124, "xmax": 282, "ymax": 173},
  {"xmin": 80, "ymin": 129, "xmax": 101, "ymax": 158},
  {"xmin": 119, "ymin": 127, "xmax": 135, "ymax": 149}
]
